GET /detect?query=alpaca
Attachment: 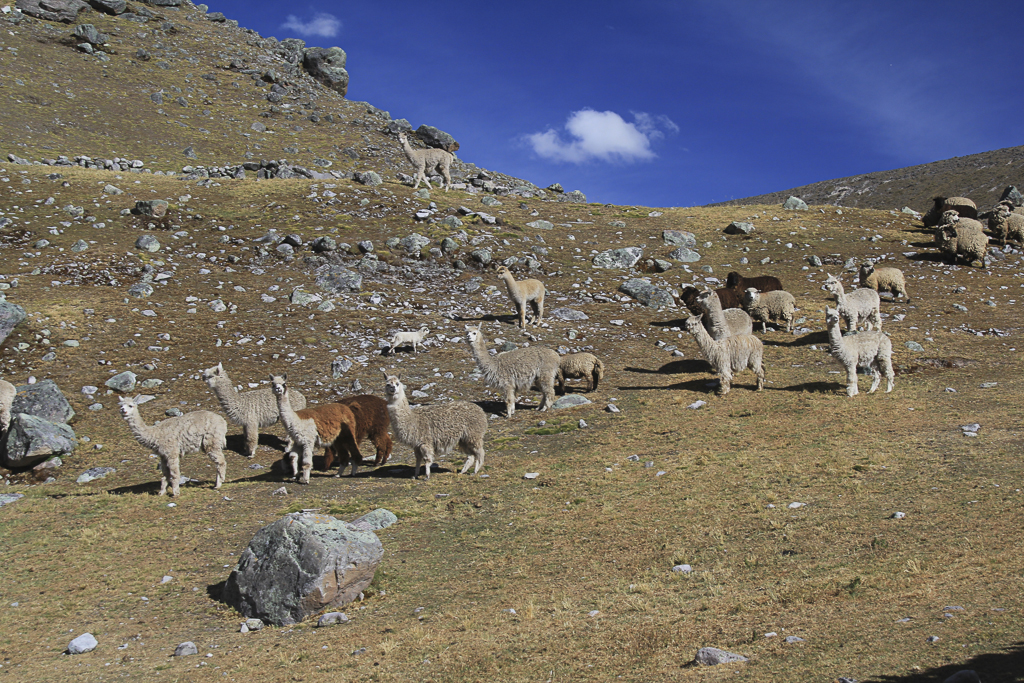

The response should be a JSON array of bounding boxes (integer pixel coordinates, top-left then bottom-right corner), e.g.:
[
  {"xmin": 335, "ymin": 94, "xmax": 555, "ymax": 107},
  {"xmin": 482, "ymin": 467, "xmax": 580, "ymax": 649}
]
[
  {"xmin": 725, "ymin": 272, "xmax": 784, "ymax": 294},
  {"xmin": 201, "ymin": 362, "xmax": 306, "ymax": 458},
  {"xmin": 382, "ymin": 371, "xmax": 488, "ymax": 479},
  {"xmin": 0, "ymin": 379, "xmax": 15, "ymax": 435},
  {"xmin": 387, "ymin": 326, "xmax": 430, "ymax": 354},
  {"xmin": 680, "ymin": 285, "xmax": 741, "ymax": 313},
  {"xmin": 397, "ymin": 132, "xmax": 453, "ymax": 191},
  {"xmin": 118, "ymin": 396, "xmax": 228, "ymax": 497},
  {"xmin": 696, "ymin": 289, "xmax": 754, "ymax": 340},
  {"xmin": 270, "ymin": 375, "xmax": 362, "ymax": 483},
  {"xmin": 741, "ymin": 288, "xmax": 795, "ymax": 333},
  {"xmin": 496, "ymin": 265, "xmax": 545, "ymax": 328},
  {"xmin": 684, "ymin": 315, "xmax": 764, "ymax": 396},
  {"xmin": 322, "ymin": 394, "xmax": 393, "ymax": 472},
  {"xmin": 824, "ymin": 306, "xmax": 894, "ymax": 397},
  {"xmin": 465, "ymin": 322, "xmax": 559, "ymax": 417},
  {"xmin": 555, "ymin": 353, "xmax": 604, "ymax": 394},
  {"xmin": 822, "ymin": 274, "xmax": 881, "ymax": 332},
  {"xmin": 857, "ymin": 263, "xmax": 909, "ymax": 302}
]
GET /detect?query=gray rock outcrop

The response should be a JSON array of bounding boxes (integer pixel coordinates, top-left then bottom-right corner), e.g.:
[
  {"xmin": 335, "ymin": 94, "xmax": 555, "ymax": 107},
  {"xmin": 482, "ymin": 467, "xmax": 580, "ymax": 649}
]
[
  {"xmin": 695, "ymin": 647, "xmax": 748, "ymax": 666},
  {"xmin": 16, "ymin": 0, "xmax": 89, "ymax": 23},
  {"xmin": 0, "ymin": 302, "xmax": 26, "ymax": 346},
  {"xmin": 593, "ymin": 247, "xmax": 643, "ymax": 269},
  {"xmin": 3, "ymin": 413, "xmax": 77, "ymax": 468},
  {"xmin": 662, "ymin": 230, "xmax": 696, "ymax": 248},
  {"xmin": 783, "ymin": 196, "xmax": 809, "ymax": 210},
  {"xmin": 303, "ymin": 47, "xmax": 349, "ymax": 96},
  {"xmin": 724, "ymin": 221, "xmax": 755, "ymax": 235},
  {"xmin": 415, "ymin": 125, "xmax": 459, "ymax": 153},
  {"xmin": 223, "ymin": 512, "xmax": 384, "ymax": 626},
  {"xmin": 11, "ymin": 380, "xmax": 75, "ymax": 423},
  {"xmin": 315, "ymin": 265, "xmax": 362, "ymax": 293},
  {"xmin": 668, "ymin": 247, "xmax": 701, "ymax": 262},
  {"xmin": 86, "ymin": 0, "xmax": 126, "ymax": 14},
  {"xmin": 618, "ymin": 279, "xmax": 675, "ymax": 309}
]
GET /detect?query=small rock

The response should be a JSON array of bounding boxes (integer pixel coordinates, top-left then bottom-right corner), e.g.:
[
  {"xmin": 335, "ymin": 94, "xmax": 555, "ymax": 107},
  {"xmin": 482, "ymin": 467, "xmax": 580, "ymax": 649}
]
[
  {"xmin": 173, "ymin": 642, "xmax": 198, "ymax": 657},
  {"xmin": 695, "ymin": 647, "xmax": 748, "ymax": 666},
  {"xmin": 927, "ymin": 635, "xmax": 940, "ymax": 643},
  {"xmin": 271, "ymin": 487, "xmax": 288, "ymax": 496},
  {"xmin": 523, "ymin": 473, "xmax": 539, "ymax": 480},
  {"xmin": 788, "ymin": 502, "xmax": 805, "ymax": 509},
  {"xmin": 905, "ymin": 341, "xmax": 924, "ymax": 352},
  {"xmin": 68, "ymin": 633, "xmax": 98, "ymax": 655},
  {"xmin": 672, "ymin": 564, "xmax": 692, "ymax": 573},
  {"xmin": 244, "ymin": 618, "xmax": 264, "ymax": 631},
  {"xmin": 551, "ymin": 395, "xmax": 591, "ymax": 409},
  {"xmin": 687, "ymin": 400, "xmax": 706, "ymax": 410},
  {"xmin": 77, "ymin": 467, "xmax": 115, "ymax": 484},
  {"xmin": 785, "ymin": 636, "xmax": 805, "ymax": 643},
  {"xmin": 317, "ymin": 612, "xmax": 350, "ymax": 627},
  {"xmin": 724, "ymin": 221, "xmax": 755, "ymax": 235},
  {"xmin": 943, "ymin": 671, "xmax": 981, "ymax": 683},
  {"xmin": 891, "ymin": 511, "xmax": 906, "ymax": 520},
  {"xmin": 606, "ymin": 404, "xmax": 620, "ymax": 413}
]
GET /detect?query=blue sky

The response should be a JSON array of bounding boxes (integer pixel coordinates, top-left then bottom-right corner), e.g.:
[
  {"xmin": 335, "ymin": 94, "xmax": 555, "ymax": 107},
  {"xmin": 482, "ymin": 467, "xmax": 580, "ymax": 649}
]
[{"xmin": 207, "ymin": 0, "xmax": 1023, "ymax": 208}]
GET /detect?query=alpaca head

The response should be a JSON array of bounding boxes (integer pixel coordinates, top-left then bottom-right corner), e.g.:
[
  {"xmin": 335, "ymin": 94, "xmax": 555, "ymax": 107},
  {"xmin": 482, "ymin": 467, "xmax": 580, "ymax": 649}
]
[
  {"xmin": 859, "ymin": 262, "xmax": 876, "ymax": 278},
  {"xmin": 824, "ymin": 306, "xmax": 841, "ymax": 328},
  {"xmin": 419, "ymin": 326, "xmax": 430, "ymax": 336},
  {"xmin": 465, "ymin": 323, "xmax": 483, "ymax": 344},
  {"xmin": 941, "ymin": 209, "xmax": 960, "ymax": 225},
  {"xmin": 397, "ymin": 132, "xmax": 408, "ymax": 144},
  {"xmin": 679, "ymin": 287, "xmax": 701, "ymax": 315},
  {"xmin": 822, "ymin": 274, "xmax": 842, "ymax": 294},
  {"xmin": 200, "ymin": 362, "xmax": 226, "ymax": 386},
  {"xmin": 269, "ymin": 374, "xmax": 287, "ymax": 397},
  {"xmin": 118, "ymin": 395, "xmax": 138, "ymax": 418},
  {"xmin": 684, "ymin": 314, "xmax": 704, "ymax": 334},
  {"xmin": 382, "ymin": 371, "xmax": 404, "ymax": 402},
  {"xmin": 495, "ymin": 265, "xmax": 510, "ymax": 278},
  {"xmin": 742, "ymin": 287, "xmax": 759, "ymax": 305},
  {"xmin": 695, "ymin": 289, "xmax": 716, "ymax": 309},
  {"xmin": 725, "ymin": 272, "xmax": 741, "ymax": 289}
]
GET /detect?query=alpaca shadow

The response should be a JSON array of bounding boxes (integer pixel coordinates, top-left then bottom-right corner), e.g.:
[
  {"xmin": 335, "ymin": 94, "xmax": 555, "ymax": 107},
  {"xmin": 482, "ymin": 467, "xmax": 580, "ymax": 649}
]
[
  {"xmin": 774, "ymin": 381, "xmax": 837, "ymax": 394},
  {"xmin": 618, "ymin": 377, "xmax": 719, "ymax": 393},
  {"xmin": 763, "ymin": 330, "xmax": 828, "ymax": 347},
  {"xmin": 357, "ymin": 463, "xmax": 452, "ymax": 479},
  {"xmin": 106, "ymin": 477, "xmax": 233, "ymax": 496},
  {"xmin": 905, "ymin": 251, "xmax": 948, "ymax": 264},
  {"xmin": 624, "ymin": 359, "xmax": 711, "ymax": 375},
  {"xmin": 471, "ymin": 398, "xmax": 542, "ymax": 416},
  {"xmin": 648, "ymin": 318, "xmax": 687, "ymax": 329},
  {"xmin": 226, "ymin": 433, "xmax": 288, "ymax": 457},
  {"xmin": 861, "ymin": 641, "xmax": 1024, "ymax": 683},
  {"xmin": 449, "ymin": 312, "xmax": 512, "ymax": 325}
]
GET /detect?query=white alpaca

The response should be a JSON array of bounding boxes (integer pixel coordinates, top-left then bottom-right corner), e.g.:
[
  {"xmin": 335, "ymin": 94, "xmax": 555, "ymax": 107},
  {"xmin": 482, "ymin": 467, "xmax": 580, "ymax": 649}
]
[
  {"xmin": 741, "ymin": 288, "xmax": 796, "ymax": 333},
  {"xmin": 118, "ymin": 396, "xmax": 228, "ymax": 497},
  {"xmin": 822, "ymin": 274, "xmax": 881, "ymax": 332},
  {"xmin": 387, "ymin": 326, "xmax": 430, "ymax": 354},
  {"xmin": 824, "ymin": 306, "xmax": 894, "ymax": 397},
  {"xmin": 382, "ymin": 371, "xmax": 488, "ymax": 479},
  {"xmin": 465, "ymin": 322, "xmax": 559, "ymax": 417},
  {"xmin": 397, "ymin": 132, "xmax": 453, "ymax": 191},
  {"xmin": 0, "ymin": 379, "xmax": 15, "ymax": 435},
  {"xmin": 270, "ymin": 374, "xmax": 361, "ymax": 485},
  {"xmin": 684, "ymin": 314, "xmax": 764, "ymax": 396},
  {"xmin": 201, "ymin": 362, "xmax": 306, "ymax": 458},
  {"xmin": 696, "ymin": 289, "xmax": 754, "ymax": 340},
  {"xmin": 495, "ymin": 265, "xmax": 545, "ymax": 328}
]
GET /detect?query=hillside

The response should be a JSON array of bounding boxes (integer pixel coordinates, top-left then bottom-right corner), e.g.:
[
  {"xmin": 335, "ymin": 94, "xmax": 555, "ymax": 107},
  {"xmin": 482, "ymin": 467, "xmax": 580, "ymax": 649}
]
[
  {"xmin": 1, "ymin": 3, "xmax": 1024, "ymax": 683},
  {"xmin": 712, "ymin": 145, "xmax": 1024, "ymax": 214}
]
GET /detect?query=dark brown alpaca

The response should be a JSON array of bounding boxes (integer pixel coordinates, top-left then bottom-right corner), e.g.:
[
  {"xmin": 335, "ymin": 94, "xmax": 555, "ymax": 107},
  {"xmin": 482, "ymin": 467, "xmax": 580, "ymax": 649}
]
[{"xmin": 323, "ymin": 394, "xmax": 393, "ymax": 472}]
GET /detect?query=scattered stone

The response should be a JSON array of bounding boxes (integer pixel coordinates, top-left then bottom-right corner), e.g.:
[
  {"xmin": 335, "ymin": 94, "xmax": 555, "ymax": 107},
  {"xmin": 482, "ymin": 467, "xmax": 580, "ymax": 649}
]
[
  {"xmin": 785, "ymin": 636, "xmax": 805, "ymax": 643},
  {"xmin": 695, "ymin": 647, "xmax": 748, "ymax": 666},
  {"xmin": 77, "ymin": 467, "xmax": 115, "ymax": 483},
  {"xmin": 551, "ymin": 395, "xmax": 591, "ymax": 409},
  {"xmin": 788, "ymin": 502, "xmax": 805, "ymax": 509},
  {"xmin": 672, "ymin": 564, "xmax": 692, "ymax": 573},
  {"xmin": 132, "ymin": 200, "xmax": 168, "ymax": 218},
  {"xmin": 12, "ymin": 379, "xmax": 74, "ymax": 423},
  {"xmin": 667, "ymin": 247, "xmax": 701, "ymax": 262},
  {"xmin": 905, "ymin": 341, "xmax": 924, "ymax": 352},
  {"xmin": 526, "ymin": 220, "xmax": 554, "ymax": 231},
  {"xmin": 927, "ymin": 635, "xmax": 940, "ymax": 643},
  {"xmin": 618, "ymin": 279, "xmax": 674, "ymax": 309},
  {"xmin": 592, "ymin": 247, "xmax": 643, "ymax": 269},
  {"xmin": 783, "ymin": 196, "xmax": 808, "ymax": 210},
  {"xmin": 68, "ymin": 633, "xmax": 98, "ymax": 655},
  {"xmin": 688, "ymin": 400, "xmax": 706, "ymax": 410},
  {"xmin": 523, "ymin": 472, "xmax": 539, "ymax": 480},
  {"xmin": 2, "ymin": 413, "xmax": 77, "ymax": 468},
  {"xmin": 548, "ymin": 307, "xmax": 588, "ymax": 321},
  {"xmin": 807, "ymin": 255, "xmax": 823, "ymax": 267},
  {"xmin": 0, "ymin": 302, "xmax": 27, "ymax": 346},
  {"xmin": 354, "ymin": 171, "xmax": 382, "ymax": 187},
  {"xmin": 0, "ymin": 493, "xmax": 25, "ymax": 507},
  {"xmin": 891, "ymin": 511, "xmax": 906, "ymax": 519},
  {"xmin": 105, "ymin": 371, "xmax": 137, "ymax": 393},
  {"xmin": 173, "ymin": 642, "xmax": 198, "ymax": 657},
  {"xmin": 316, "ymin": 265, "xmax": 362, "ymax": 294},
  {"xmin": 348, "ymin": 508, "xmax": 398, "ymax": 532},
  {"xmin": 223, "ymin": 512, "xmax": 385, "ymax": 626},
  {"xmin": 662, "ymin": 230, "xmax": 696, "ymax": 248},
  {"xmin": 415, "ymin": 125, "xmax": 459, "ymax": 153},
  {"xmin": 331, "ymin": 358, "xmax": 353, "ymax": 379},
  {"xmin": 71, "ymin": 239, "xmax": 89, "ymax": 253},
  {"xmin": 724, "ymin": 221, "xmax": 755, "ymax": 235},
  {"xmin": 606, "ymin": 404, "xmax": 620, "ymax": 413},
  {"xmin": 303, "ymin": 46, "xmax": 349, "ymax": 96},
  {"xmin": 244, "ymin": 618, "xmax": 264, "ymax": 632},
  {"xmin": 317, "ymin": 612, "xmax": 350, "ymax": 627}
]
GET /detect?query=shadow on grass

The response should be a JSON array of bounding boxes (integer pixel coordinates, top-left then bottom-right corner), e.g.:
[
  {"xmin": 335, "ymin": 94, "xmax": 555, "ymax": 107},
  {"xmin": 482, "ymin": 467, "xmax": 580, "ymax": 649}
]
[
  {"xmin": 624, "ymin": 359, "xmax": 711, "ymax": 375},
  {"xmin": 317, "ymin": 463, "xmax": 452, "ymax": 479},
  {"xmin": 764, "ymin": 330, "xmax": 829, "ymax": 347},
  {"xmin": 226, "ymin": 433, "xmax": 288, "ymax": 457},
  {"xmin": 772, "ymin": 381, "xmax": 836, "ymax": 394},
  {"xmin": 207, "ymin": 580, "xmax": 227, "ymax": 605},
  {"xmin": 862, "ymin": 640, "xmax": 1024, "ymax": 682}
]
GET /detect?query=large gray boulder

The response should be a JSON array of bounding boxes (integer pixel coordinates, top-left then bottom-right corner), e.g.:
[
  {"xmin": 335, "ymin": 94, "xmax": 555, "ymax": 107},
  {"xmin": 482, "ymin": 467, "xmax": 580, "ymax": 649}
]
[
  {"xmin": 695, "ymin": 647, "xmax": 748, "ymax": 666},
  {"xmin": 783, "ymin": 196, "xmax": 808, "ymax": 210},
  {"xmin": 592, "ymin": 247, "xmax": 643, "ymax": 269},
  {"xmin": 223, "ymin": 512, "xmax": 384, "ymax": 626},
  {"xmin": 668, "ymin": 247, "xmax": 701, "ymax": 262},
  {"xmin": 1000, "ymin": 186, "xmax": 1023, "ymax": 207},
  {"xmin": 315, "ymin": 265, "xmax": 362, "ymax": 293},
  {"xmin": 302, "ymin": 47, "xmax": 349, "ymax": 97},
  {"xmin": 0, "ymin": 302, "xmax": 26, "ymax": 346},
  {"xmin": 74, "ymin": 24, "xmax": 109, "ymax": 46},
  {"xmin": 724, "ymin": 221, "xmax": 755, "ymax": 235},
  {"xmin": 399, "ymin": 233, "xmax": 430, "ymax": 253},
  {"xmin": 618, "ymin": 279, "xmax": 675, "ymax": 309},
  {"xmin": 15, "ymin": 0, "xmax": 88, "ymax": 23},
  {"xmin": 2, "ymin": 413, "xmax": 77, "ymax": 468},
  {"xmin": 11, "ymin": 380, "xmax": 75, "ymax": 424},
  {"xmin": 86, "ymin": 0, "xmax": 126, "ymax": 13},
  {"xmin": 132, "ymin": 200, "xmax": 168, "ymax": 218},
  {"xmin": 415, "ymin": 125, "xmax": 459, "ymax": 153},
  {"xmin": 662, "ymin": 230, "xmax": 696, "ymax": 248}
]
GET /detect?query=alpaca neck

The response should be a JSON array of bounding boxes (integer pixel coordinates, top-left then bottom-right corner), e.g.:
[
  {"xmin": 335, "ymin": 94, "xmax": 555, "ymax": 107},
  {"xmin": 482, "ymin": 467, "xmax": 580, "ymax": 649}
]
[
  {"xmin": 400, "ymin": 138, "xmax": 418, "ymax": 163},
  {"xmin": 829, "ymin": 283, "xmax": 846, "ymax": 304},
  {"xmin": 826, "ymin": 320, "xmax": 845, "ymax": 354},
  {"xmin": 275, "ymin": 388, "xmax": 302, "ymax": 432},
  {"xmin": 124, "ymin": 410, "xmax": 160, "ymax": 451},
  {"xmin": 208, "ymin": 374, "xmax": 245, "ymax": 422},
  {"xmin": 689, "ymin": 322, "xmax": 720, "ymax": 359},
  {"xmin": 700, "ymin": 297, "xmax": 728, "ymax": 336},
  {"xmin": 499, "ymin": 271, "xmax": 516, "ymax": 293},
  {"xmin": 386, "ymin": 390, "xmax": 417, "ymax": 444},
  {"xmin": 468, "ymin": 335, "xmax": 496, "ymax": 372}
]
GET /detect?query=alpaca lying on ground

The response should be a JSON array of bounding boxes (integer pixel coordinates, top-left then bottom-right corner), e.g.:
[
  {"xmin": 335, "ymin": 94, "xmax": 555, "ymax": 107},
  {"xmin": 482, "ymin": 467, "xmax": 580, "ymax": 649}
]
[
  {"xmin": 271, "ymin": 374, "xmax": 361, "ymax": 483},
  {"xmin": 118, "ymin": 396, "xmax": 228, "ymax": 497},
  {"xmin": 923, "ymin": 196, "xmax": 978, "ymax": 226},
  {"xmin": 555, "ymin": 352, "xmax": 604, "ymax": 394},
  {"xmin": 696, "ymin": 289, "xmax": 754, "ymax": 340},
  {"xmin": 857, "ymin": 263, "xmax": 909, "ymax": 302},
  {"xmin": 383, "ymin": 371, "xmax": 488, "ymax": 479},
  {"xmin": 397, "ymin": 132, "xmax": 453, "ymax": 191},
  {"xmin": 822, "ymin": 274, "xmax": 881, "ymax": 332},
  {"xmin": 201, "ymin": 362, "xmax": 305, "ymax": 458},
  {"xmin": 322, "ymin": 394, "xmax": 393, "ymax": 472},
  {"xmin": 0, "ymin": 379, "xmax": 15, "ymax": 435},
  {"xmin": 684, "ymin": 314, "xmax": 764, "ymax": 396},
  {"xmin": 725, "ymin": 271, "xmax": 784, "ymax": 294},
  {"xmin": 496, "ymin": 265, "xmax": 545, "ymax": 328},
  {"xmin": 988, "ymin": 202, "xmax": 1024, "ymax": 246},
  {"xmin": 387, "ymin": 327, "xmax": 430, "ymax": 354},
  {"xmin": 741, "ymin": 288, "xmax": 795, "ymax": 333},
  {"xmin": 465, "ymin": 322, "xmax": 559, "ymax": 417},
  {"xmin": 936, "ymin": 211, "xmax": 988, "ymax": 266},
  {"xmin": 824, "ymin": 306, "xmax": 894, "ymax": 397}
]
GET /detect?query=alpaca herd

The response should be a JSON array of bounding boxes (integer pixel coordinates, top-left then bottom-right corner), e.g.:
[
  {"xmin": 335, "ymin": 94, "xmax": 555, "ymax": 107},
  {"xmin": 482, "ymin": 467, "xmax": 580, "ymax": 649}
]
[{"xmin": 99, "ymin": 185, "xmax": 1020, "ymax": 496}]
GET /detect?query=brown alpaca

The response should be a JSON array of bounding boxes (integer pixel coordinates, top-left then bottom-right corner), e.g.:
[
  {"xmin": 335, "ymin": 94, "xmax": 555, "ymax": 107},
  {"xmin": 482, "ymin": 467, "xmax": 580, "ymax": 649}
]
[
  {"xmin": 680, "ymin": 285, "xmax": 741, "ymax": 313},
  {"xmin": 322, "ymin": 394, "xmax": 393, "ymax": 472},
  {"xmin": 271, "ymin": 375, "xmax": 362, "ymax": 483}
]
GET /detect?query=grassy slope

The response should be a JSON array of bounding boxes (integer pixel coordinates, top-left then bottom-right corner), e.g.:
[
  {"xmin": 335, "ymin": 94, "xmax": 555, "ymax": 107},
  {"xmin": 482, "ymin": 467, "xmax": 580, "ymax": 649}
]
[{"xmin": 0, "ymin": 5, "xmax": 1022, "ymax": 683}]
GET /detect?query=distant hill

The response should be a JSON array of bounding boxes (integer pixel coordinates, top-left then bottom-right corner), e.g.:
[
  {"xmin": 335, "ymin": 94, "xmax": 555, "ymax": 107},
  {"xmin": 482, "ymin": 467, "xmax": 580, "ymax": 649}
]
[{"xmin": 710, "ymin": 145, "xmax": 1024, "ymax": 214}]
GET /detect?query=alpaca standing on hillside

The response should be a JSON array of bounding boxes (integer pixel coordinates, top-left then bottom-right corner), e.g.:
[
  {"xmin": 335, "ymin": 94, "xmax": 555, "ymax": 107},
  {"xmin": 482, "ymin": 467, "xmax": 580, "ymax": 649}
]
[
  {"xmin": 465, "ymin": 322, "xmax": 559, "ymax": 417},
  {"xmin": 383, "ymin": 371, "xmax": 488, "ymax": 479},
  {"xmin": 822, "ymin": 274, "xmax": 881, "ymax": 332},
  {"xmin": 201, "ymin": 362, "xmax": 306, "ymax": 458},
  {"xmin": 271, "ymin": 375, "xmax": 362, "ymax": 483},
  {"xmin": 322, "ymin": 394, "xmax": 393, "ymax": 472},
  {"xmin": 696, "ymin": 289, "xmax": 754, "ymax": 340},
  {"xmin": 684, "ymin": 314, "xmax": 764, "ymax": 396},
  {"xmin": 119, "ymin": 396, "xmax": 228, "ymax": 497},
  {"xmin": 495, "ymin": 265, "xmax": 545, "ymax": 328},
  {"xmin": 824, "ymin": 306, "xmax": 894, "ymax": 397},
  {"xmin": 397, "ymin": 132, "xmax": 453, "ymax": 191}
]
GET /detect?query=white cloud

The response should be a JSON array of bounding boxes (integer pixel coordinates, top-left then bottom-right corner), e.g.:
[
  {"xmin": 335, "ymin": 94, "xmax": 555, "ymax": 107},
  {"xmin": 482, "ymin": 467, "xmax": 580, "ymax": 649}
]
[
  {"xmin": 526, "ymin": 109, "xmax": 676, "ymax": 163},
  {"xmin": 281, "ymin": 12, "xmax": 341, "ymax": 38}
]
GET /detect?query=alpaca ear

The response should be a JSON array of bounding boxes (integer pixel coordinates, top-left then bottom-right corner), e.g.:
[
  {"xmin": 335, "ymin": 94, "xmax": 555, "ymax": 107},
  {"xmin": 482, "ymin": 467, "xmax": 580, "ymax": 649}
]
[{"xmin": 217, "ymin": 362, "xmax": 224, "ymax": 372}]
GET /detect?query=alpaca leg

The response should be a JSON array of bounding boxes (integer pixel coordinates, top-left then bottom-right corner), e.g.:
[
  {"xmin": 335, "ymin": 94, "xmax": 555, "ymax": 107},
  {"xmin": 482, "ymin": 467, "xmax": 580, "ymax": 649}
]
[
  {"xmin": 413, "ymin": 446, "xmax": 424, "ymax": 479},
  {"xmin": 518, "ymin": 303, "xmax": 526, "ymax": 329},
  {"xmin": 504, "ymin": 387, "xmax": 516, "ymax": 417},
  {"xmin": 716, "ymin": 370, "xmax": 732, "ymax": 397},
  {"xmin": 441, "ymin": 163, "xmax": 451, "ymax": 192},
  {"xmin": 459, "ymin": 453, "xmax": 475, "ymax": 475},
  {"xmin": 536, "ymin": 295, "xmax": 544, "ymax": 326},
  {"xmin": 243, "ymin": 423, "xmax": 258, "ymax": 458},
  {"xmin": 538, "ymin": 375, "xmax": 556, "ymax": 411},
  {"xmin": 208, "ymin": 446, "xmax": 227, "ymax": 489},
  {"xmin": 868, "ymin": 363, "xmax": 882, "ymax": 393},
  {"xmin": 341, "ymin": 433, "xmax": 362, "ymax": 477},
  {"xmin": 299, "ymin": 446, "xmax": 312, "ymax": 485},
  {"xmin": 288, "ymin": 450, "xmax": 300, "ymax": 480},
  {"xmin": 420, "ymin": 446, "xmax": 435, "ymax": 480},
  {"xmin": 168, "ymin": 454, "xmax": 182, "ymax": 497},
  {"xmin": 472, "ymin": 444, "xmax": 485, "ymax": 474},
  {"xmin": 846, "ymin": 366, "xmax": 859, "ymax": 397},
  {"xmin": 158, "ymin": 457, "xmax": 171, "ymax": 496},
  {"xmin": 754, "ymin": 360, "xmax": 765, "ymax": 392},
  {"xmin": 881, "ymin": 355, "xmax": 895, "ymax": 393}
]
